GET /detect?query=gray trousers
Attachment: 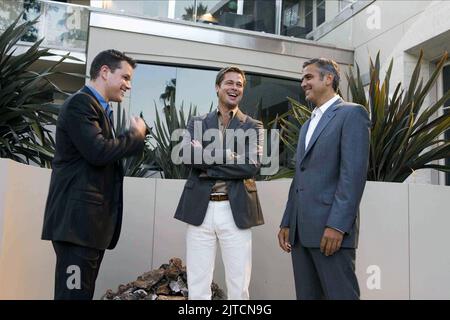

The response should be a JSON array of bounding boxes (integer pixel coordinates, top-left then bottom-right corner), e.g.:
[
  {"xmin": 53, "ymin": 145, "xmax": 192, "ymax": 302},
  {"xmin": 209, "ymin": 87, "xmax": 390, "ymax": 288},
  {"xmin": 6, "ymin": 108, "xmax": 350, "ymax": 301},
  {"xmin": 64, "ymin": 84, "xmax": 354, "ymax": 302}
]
[{"xmin": 291, "ymin": 237, "xmax": 360, "ymax": 300}]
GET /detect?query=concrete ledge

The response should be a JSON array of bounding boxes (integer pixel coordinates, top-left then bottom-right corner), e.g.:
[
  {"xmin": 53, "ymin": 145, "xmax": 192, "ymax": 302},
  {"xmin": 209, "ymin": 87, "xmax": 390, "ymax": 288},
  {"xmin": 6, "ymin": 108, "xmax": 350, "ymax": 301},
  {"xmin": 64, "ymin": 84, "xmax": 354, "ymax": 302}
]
[{"xmin": 1, "ymin": 158, "xmax": 448, "ymax": 299}]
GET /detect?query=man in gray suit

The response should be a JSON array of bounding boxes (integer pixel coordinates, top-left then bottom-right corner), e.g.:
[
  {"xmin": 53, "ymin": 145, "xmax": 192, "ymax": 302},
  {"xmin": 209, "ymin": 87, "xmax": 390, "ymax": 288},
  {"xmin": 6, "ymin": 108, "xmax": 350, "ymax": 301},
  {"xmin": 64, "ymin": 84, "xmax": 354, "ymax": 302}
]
[
  {"xmin": 174, "ymin": 66, "xmax": 264, "ymax": 300},
  {"xmin": 278, "ymin": 58, "xmax": 370, "ymax": 300}
]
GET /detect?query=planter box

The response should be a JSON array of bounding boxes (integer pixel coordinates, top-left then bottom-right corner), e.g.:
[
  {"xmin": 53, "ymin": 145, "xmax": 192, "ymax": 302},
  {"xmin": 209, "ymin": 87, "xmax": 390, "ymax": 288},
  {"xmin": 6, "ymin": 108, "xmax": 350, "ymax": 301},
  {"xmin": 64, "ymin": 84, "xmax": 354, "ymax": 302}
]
[{"xmin": 1, "ymin": 158, "xmax": 449, "ymax": 299}]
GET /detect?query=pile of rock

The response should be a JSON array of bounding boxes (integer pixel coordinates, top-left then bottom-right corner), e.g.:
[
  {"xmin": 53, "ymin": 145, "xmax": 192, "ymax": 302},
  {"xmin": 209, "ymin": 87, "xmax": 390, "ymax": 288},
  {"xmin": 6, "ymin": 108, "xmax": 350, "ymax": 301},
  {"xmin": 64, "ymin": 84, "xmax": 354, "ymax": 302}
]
[{"xmin": 102, "ymin": 257, "xmax": 226, "ymax": 300}]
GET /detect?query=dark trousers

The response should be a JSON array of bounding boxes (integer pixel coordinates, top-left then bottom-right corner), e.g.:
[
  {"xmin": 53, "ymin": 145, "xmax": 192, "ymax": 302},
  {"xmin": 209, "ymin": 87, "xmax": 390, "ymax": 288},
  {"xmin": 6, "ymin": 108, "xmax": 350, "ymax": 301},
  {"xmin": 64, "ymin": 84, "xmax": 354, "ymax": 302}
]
[
  {"xmin": 52, "ymin": 241, "xmax": 105, "ymax": 300},
  {"xmin": 291, "ymin": 238, "xmax": 360, "ymax": 300}
]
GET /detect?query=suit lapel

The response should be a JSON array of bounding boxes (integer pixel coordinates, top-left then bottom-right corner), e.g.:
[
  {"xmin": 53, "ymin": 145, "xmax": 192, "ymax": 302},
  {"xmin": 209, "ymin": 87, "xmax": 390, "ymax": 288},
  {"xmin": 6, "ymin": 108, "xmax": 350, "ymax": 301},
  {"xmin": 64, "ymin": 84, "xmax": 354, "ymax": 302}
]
[
  {"xmin": 205, "ymin": 110, "xmax": 219, "ymax": 131},
  {"xmin": 80, "ymin": 86, "xmax": 114, "ymax": 137},
  {"xmin": 297, "ymin": 119, "xmax": 310, "ymax": 162},
  {"xmin": 227, "ymin": 109, "xmax": 246, "ymax": 130},
  {"xmin": 300, "ymin": 98, "xmax": 342, "ymax": 163}
]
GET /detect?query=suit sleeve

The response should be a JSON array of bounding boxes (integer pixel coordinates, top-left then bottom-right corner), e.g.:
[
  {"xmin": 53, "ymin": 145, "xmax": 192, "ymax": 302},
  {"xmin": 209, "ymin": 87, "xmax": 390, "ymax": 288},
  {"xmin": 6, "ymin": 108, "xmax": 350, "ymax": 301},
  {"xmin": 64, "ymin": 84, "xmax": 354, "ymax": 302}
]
[
  {"xmin": 180, "ymin": 118, "xmax": 264, "ymax": 179},
  {"xmin": 280, "ymin": 175, "xmax": 297, "ymax": 228},
  {"xmin": 326, "ymin": 106, "xmax": 370, "ymax": 233},
  {"xmin": 205, "ymin": 120, "xmax": 264, "ymax": 179},
  {"xmin": 62, "ymin": 94, "xmax": 145, "ymax": 166},
  {"xmin": 180, "ymin": 116, "xmax": 213, "ymax": 171}
]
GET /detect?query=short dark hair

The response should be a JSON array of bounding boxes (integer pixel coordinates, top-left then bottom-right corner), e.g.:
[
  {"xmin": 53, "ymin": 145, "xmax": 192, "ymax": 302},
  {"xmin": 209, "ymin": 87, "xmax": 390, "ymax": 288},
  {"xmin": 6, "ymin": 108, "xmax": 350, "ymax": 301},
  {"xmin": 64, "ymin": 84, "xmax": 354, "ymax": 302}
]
[
  {"xmin": 89, "ymin": 49, "xmax": 136, "ymax": 80},
  {"xmin": 303, "ymin": 58, "xmax": 340, "ymax": 92},
  {"xmin": 215, "ymin": 66, "xmax": 246, "ymax": 86}
]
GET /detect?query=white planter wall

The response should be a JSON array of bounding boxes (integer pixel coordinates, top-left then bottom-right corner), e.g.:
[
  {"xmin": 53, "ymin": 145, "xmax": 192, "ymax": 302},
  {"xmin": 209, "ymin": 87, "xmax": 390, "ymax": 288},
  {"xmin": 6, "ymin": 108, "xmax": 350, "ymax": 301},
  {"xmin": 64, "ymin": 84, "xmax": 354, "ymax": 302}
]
[{"xmin": 1, "ymin": 158, "xmax": 449, "ymax": 299}]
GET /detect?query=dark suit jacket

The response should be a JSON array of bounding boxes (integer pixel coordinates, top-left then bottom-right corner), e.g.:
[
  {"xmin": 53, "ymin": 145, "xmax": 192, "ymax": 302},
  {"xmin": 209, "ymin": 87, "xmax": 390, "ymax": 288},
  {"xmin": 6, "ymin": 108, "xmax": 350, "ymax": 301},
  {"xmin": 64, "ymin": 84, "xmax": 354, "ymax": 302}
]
[
  {"xmin": 41, "ymin": 86, "xmax": 144, "ymax": 250},
  {"xmin": 280, "ymin": 98, "xmax": 370, "ymax": 248},
  {"xmin": 174, "ymin": 109, "xmax": 264, "ymax": 229}
]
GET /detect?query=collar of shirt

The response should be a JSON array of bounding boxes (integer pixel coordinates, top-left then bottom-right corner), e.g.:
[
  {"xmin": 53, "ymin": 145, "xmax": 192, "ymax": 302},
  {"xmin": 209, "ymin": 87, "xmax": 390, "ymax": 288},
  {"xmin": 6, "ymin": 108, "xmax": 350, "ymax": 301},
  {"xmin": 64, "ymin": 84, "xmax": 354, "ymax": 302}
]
[
  {"xmin": 216, "ymin": 107, "xmax": 237, "ymax": 119},
  {"xmin": 312, "ymin": 95, "xmax": 340, "ymax": 118},
  {"xmin": 217, "ymin": 107, "xmax": 238, "ymax": 130},
  {"xmin": 86, "ymin": 85, "xmax": 110, "ymax": 113}
]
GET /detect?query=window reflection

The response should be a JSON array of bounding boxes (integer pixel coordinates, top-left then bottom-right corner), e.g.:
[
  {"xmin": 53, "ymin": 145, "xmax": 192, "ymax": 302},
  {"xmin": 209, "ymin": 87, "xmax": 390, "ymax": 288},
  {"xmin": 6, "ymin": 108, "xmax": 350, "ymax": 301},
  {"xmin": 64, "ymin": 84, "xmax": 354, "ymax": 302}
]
[
  {"xmin": 129, "ymin": 64, "xmax": 177, "ymax": 127},
  {"xmin": 129, "ymin": 63, "xmax": 303, "ymax": 168},
  {"xmin": 95, "ymin": 0, "xmax": 336, "ymax": 39},
  {"xmin": 241, "ymin": 74, "xmax": 301, "ymax": 122},
  {"xmin": 106, "ymin": 0, "xmax": 169, "ymax": 18},
  {"xmin": 175, "ymin": 67, "xmax": 217, "ymax": 115},
  {"xmin": 105, "ymin": 0, "xmax": 197, "ymax": 21},
  {"xmin": 130, "ymin": 63, "xmax": 302, "ymax": 124},
  {"xmin": 281, "ymin": 0, "xmax": 313, "ymax": 38},
  {"xmin": 316, "ymin": 0, "xmax": 325, "ymax": 26},
  {"xmin": 197, "ymin": 0, "xmax": 275, "ymax": 33}
]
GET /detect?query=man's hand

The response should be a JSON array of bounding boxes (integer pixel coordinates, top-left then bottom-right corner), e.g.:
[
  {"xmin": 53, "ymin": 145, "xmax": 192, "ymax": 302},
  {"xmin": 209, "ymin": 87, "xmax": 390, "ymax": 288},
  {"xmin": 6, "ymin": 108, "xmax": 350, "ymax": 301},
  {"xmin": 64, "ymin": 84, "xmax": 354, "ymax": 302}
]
[
  {"xmin": 320, "ymin": 227, "xmax": 344, "ymax": 256},
  {"xmin": 278, "ymin": 227, "xmax": 291, "ymax": 253},
  {"xmin": 191, "ymin": 140, "xmax": 202, "ymax": 148},
  {"xmin": 130, "ymin": 116, "xmax": 146, "ymax": 138}
]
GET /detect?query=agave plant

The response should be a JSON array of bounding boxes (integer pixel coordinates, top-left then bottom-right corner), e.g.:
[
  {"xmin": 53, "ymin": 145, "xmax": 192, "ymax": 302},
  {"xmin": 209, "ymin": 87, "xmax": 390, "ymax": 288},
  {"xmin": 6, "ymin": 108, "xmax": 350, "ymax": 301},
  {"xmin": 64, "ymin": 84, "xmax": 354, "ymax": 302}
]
[
  {"xmin": 271, "ymin": 51, "xmax": 450, "ymax": 182},
  {"xmin": 115, "ymin": 103, "xmax": 158, "ymax": 177},
  {"xmin": 149, "ymin": 103, "xmax": 200, "ymax": 179},
  {"xmin": 0, "ymin": 12, "xmax": 81, "ymax": 167}
]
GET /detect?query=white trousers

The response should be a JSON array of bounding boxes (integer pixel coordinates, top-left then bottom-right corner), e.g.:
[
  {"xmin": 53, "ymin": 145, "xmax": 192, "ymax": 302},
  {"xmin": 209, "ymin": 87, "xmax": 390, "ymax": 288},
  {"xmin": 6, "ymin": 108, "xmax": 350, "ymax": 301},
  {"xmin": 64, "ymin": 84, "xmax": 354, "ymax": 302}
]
[{"xmin": 186, "ymin": 200, "xmax": 252, "ymax": 300}]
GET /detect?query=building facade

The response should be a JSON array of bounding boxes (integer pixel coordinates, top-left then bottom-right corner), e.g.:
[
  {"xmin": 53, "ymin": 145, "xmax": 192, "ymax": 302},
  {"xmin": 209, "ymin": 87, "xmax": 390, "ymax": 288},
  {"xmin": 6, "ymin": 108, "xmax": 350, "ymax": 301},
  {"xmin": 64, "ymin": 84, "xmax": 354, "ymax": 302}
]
[{"xmin": 1, "ymin": 0, "xmax": 449, "ymax": 184}]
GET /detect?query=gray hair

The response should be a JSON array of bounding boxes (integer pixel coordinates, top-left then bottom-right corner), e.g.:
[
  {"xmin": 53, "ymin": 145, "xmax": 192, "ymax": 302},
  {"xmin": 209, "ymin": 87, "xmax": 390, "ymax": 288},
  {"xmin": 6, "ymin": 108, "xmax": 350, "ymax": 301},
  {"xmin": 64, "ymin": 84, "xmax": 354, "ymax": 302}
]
[{"xmin": 303, "ymin": 58, "xmax": 340, "ymax": 92}]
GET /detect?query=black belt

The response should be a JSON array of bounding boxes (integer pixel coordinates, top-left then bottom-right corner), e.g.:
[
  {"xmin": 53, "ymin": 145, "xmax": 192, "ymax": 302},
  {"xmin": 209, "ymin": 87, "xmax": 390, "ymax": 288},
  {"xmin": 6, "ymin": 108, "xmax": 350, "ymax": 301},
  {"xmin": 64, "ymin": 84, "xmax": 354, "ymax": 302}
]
[{"xmin": 210, "ymin": 194, "xmax": 229, "ymax": 201}]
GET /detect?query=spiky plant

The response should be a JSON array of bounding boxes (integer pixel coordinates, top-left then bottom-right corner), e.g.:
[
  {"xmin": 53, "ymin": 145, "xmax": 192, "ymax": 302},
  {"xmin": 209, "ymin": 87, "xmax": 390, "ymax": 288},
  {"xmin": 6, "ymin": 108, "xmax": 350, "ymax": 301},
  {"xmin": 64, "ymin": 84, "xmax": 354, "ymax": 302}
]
[
  {"xmin": 270, "ymin": 51, "xmax": 450, "ymax": 182},
  {"xmin": 0, "ymin": 12, "xmax": 81, "ymax": 167}
]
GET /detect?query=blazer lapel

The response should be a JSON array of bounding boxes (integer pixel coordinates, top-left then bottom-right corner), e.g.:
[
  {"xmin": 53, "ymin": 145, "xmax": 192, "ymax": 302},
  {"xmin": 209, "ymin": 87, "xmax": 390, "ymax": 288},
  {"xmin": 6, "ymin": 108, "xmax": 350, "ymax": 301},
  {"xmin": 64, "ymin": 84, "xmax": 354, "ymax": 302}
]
[
  {"xmin": 80, "ymin": 86, "xmax": 114, "ymax": 137},
  {"xmin": 214, "ymin": 109, "xmax": 245, "ymax": 151},
  {"xmin": 227, "ymin": 109, "xmax": 246, "ymax": 130},
  {"xmin": 301, "ymin": 98, "xmax": 342, "ymax": 163},
  {"xmin": 204, "ymin": 110, "xmax": 219, "ymax": 131},
  {"xmin": 297, "ymin": 119, "xmax": 310, "ymax": 163}
]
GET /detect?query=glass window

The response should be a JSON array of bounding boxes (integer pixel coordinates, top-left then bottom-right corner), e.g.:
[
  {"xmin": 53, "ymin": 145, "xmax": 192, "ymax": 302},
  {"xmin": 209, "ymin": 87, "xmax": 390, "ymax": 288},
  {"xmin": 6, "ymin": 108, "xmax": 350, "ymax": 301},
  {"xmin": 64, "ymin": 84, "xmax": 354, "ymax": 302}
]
[
  {"xmin": 104, "ymin": 0, "xmax": 169, "ymax": 18},
  {"xmin": 0, "ymin": 0, "xmax": 88, "ymax": 51},
  {"xmin": 130, "ymin": 63, "xmax": 302, "ymax": 124},
  {"xmin": 129, "ymin": 64, "xmax": 177, "ymax": 126},
  {"xmin": 0, "ymin": 0, "xmax": 24, "ymax": 31},
  {"xmin": 102, "ymin": 0, "xmax": 196, "ymax": 22},
  {"xmin": 41, "ymin": 2, "xmax": 89, "ymax": 50},
  {"xmin": 174, "ymin": 0, "xmax": 197, "ymax": 21},
  {"xmin": 129, "ymin": 63, "xmax": 302, "ymax": 169},
  {"xmin": 316, "ymin": 0, "xmax": 325, "ymax": 26},
  {"xmin": 196, "ymin": 0, "xmax": 275, "ymax": 34},
  {"xmin": 281, "ymin": 0, "xmax": 313, "ymax": 38},
  {"xmin": 174, "ymin": 67, "xmax": 217, "ymax": 114},
  {"xmin": 240, "ymin": 74, "xmax": 302, "ymax": 123}
]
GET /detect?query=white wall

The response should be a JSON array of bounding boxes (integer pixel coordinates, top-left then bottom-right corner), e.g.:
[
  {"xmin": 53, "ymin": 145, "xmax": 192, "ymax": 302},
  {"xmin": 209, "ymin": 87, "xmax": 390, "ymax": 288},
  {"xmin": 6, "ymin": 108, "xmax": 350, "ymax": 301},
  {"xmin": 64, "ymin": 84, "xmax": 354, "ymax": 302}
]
[{"xmin": 1, "ymin": 158, "xmax": 450, "ymax": 299}]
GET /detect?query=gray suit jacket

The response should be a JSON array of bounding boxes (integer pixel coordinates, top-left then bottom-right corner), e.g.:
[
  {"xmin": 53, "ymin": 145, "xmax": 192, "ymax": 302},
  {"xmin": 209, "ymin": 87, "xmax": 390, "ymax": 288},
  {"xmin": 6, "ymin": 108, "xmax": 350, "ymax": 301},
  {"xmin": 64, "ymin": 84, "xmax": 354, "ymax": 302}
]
[
  {"xmin": 280, "ymin": 98, "xmax": 370, "ymax": 248},
  {"xmin": 174, "ymin": 109, "xmax": 264, "ymax": 229}
]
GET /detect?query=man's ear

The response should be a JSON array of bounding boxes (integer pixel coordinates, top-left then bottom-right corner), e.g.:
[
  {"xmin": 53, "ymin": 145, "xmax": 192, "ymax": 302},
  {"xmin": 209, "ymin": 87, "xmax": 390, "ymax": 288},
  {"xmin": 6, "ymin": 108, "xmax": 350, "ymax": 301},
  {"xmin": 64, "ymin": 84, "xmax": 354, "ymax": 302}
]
[
  {"xmin": 100, "ymin": 65, "xmax": 110, "ymax": 80},
  {"xmin": 326, "ymin": 73, "xmax": 334, "ymax": 87}
]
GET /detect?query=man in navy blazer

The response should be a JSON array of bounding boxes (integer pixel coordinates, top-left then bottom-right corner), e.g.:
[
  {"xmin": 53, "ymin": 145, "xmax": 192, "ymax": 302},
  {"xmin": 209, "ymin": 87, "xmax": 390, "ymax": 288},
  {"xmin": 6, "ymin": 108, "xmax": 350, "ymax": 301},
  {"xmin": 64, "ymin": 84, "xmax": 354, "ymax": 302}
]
[
  {"xmin": 42, "ymin": 50, "xmax": 147, "ymax": 299},
  {"xmin": 278, "ymin": 58, "xmax": 370, "ymax": 299}
]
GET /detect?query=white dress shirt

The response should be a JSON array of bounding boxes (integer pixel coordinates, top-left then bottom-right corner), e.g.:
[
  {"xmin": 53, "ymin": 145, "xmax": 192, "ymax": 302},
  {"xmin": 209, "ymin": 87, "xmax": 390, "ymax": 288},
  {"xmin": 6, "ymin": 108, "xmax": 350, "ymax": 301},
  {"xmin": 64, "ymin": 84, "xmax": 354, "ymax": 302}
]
[{"xmin": 305, "ymin": 95, "xmax": 340, "ymax": 150}]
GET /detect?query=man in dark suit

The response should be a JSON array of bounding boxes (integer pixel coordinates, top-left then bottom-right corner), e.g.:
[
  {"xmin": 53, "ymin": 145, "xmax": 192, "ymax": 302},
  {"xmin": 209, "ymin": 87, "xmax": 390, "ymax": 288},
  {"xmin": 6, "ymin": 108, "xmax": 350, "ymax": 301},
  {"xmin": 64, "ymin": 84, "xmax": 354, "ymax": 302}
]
[
  {"xmin": 278, "ymin": 58, "xmax": 370, "ymax": 299},
  {"xmin": 174, "ymin": 66, "xmax": 264, "ymax": 300},
  {"xmin": 42, "ymin": 49, "xmax": 147, "ymax": 300}
]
